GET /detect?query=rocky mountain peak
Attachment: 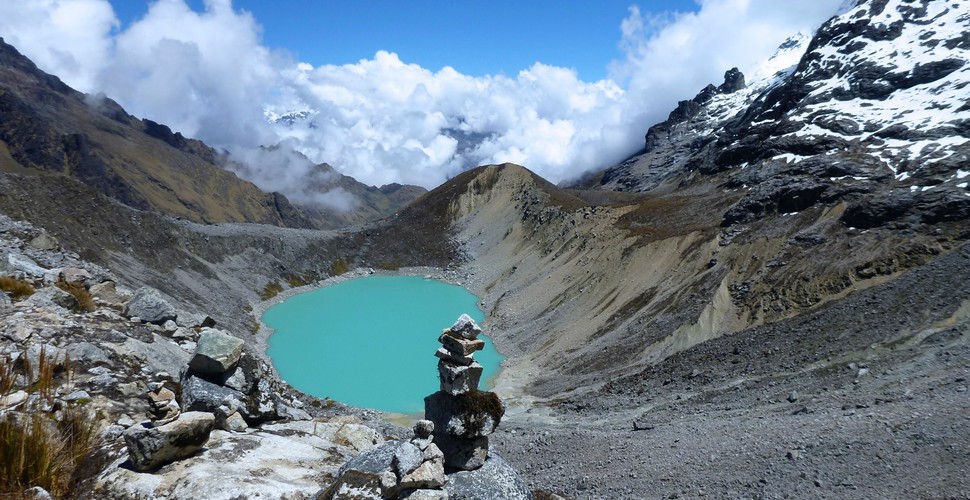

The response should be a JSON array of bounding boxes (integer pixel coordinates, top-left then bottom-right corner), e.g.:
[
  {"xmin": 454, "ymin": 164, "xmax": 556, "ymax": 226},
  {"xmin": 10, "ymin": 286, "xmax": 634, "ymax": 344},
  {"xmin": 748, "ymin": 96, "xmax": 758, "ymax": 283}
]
[{"xmin": 577, "ymin": 0, "xmax": 970, "ymax": 230}]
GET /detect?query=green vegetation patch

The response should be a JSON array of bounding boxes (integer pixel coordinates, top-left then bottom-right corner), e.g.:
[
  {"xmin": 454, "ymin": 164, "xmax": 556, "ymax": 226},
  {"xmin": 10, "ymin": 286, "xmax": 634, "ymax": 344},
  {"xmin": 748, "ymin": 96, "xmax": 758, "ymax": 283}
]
[{"xmin": 260, "ymin": 281, "xmax": 284, "ymax": 301}]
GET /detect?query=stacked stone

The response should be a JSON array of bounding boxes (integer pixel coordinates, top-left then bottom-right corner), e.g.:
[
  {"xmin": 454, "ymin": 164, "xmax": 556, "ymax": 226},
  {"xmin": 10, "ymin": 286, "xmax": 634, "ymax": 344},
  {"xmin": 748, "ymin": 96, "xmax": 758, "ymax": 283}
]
[
  {"xmin": 424, "ymin": 314, "xmax": 505, "ymax": 471},
  {"xmin": 145, "ymin": 382, "xmax": 180, "ymax": 425}
]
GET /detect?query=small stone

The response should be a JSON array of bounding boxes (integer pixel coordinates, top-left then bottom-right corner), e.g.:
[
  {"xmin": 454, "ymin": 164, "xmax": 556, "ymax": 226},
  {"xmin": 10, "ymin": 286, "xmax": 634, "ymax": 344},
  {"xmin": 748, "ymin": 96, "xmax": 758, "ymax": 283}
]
[
  {"xmin": 788, "ymin": 391, "xmax": 799, "ymax": 403},
  {"xmin": 787, "ymin": 450, "xmax": 801, "ymax": 461},
  {"xmin": 399, "ymin": 458, "xmax": 447, "ymax": 490},
  {"xmin": 63, "ymin": 390, "xmax": 90, "ymax": 402},
  {"xmin": 148, "ymin": 387, "xmax": 176, "ymax": 403},
  {"xmin": 435, "ymin": 347, "xmax": 475, "ymax": 366},
  {"xmin": 423, "ymin": 443, "xmax": 444, "ymax": 462},
  {"xmin": 222, "ymin": 411, "xmax": 249, "ymax": 432},
  {"xmin": 449, "ymin": 314, "xmax": 482, "ymax": 340},
  {"xmin": 438, "ymin": 333, "xmax": 485, "ymax": 356},
  {"xmin": 21, "ymin": 486, "xmax": 53, "ymax": 500},
  {"xmin": 161, "ymin": 320, "xmax": 178, "ymax": 333},
  {"xmin": 400, "ymin": 489, "xmax": 449, "ymax": 500},
  {"xmin": 101, "ymin": 424, "xmax": 125, "ymax": 441},
  {"xmin": 688, "ymin": 368, "xmax": 702, "ymax": 379}
]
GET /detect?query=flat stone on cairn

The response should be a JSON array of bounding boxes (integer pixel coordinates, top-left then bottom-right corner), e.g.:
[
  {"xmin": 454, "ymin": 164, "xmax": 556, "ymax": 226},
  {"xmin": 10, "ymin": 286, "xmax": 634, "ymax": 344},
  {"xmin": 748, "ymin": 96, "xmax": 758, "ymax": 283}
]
[{"xmin": 424, "ymin": 314, "xmax": 504, "ymax": 471}]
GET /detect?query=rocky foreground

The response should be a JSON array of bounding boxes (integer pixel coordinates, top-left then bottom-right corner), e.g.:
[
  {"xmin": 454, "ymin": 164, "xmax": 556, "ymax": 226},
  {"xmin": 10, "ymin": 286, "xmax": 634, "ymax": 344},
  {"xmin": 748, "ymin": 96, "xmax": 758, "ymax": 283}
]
[{"xmin": 0, "ymin": 214, "xmax": 535, "ymax": 499}]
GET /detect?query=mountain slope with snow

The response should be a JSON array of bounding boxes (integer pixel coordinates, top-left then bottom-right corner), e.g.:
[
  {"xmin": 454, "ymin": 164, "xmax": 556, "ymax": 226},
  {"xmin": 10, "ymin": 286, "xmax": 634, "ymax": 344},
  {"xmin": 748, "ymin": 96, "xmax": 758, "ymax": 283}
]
[{"xmin": 580, "ymin": 0, "xmax": 970, "ymax": 229}]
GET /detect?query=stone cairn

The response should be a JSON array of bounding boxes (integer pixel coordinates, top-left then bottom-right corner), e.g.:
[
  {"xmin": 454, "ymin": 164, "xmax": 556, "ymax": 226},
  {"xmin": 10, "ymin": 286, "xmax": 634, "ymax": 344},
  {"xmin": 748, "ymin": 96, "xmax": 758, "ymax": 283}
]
[{"xmin": 424, "ymin": 314, "xmax": 505, "ymax": 471}]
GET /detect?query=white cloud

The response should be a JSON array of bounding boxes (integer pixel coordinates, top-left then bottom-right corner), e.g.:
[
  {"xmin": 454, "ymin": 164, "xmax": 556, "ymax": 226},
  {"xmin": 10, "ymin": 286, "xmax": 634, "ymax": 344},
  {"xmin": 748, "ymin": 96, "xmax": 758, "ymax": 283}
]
[
  {"xmin": 0, "ymin": 0, "xmax": 844, "ymax": 196},
  {"xmin": 0, "ymin": 0, "xmax": 117, "ymax": 91}
]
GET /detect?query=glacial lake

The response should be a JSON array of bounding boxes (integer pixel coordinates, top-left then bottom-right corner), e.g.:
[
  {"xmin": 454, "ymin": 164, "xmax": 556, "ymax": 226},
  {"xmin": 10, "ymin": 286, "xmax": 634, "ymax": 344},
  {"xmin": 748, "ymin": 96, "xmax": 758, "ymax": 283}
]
[{"xmin": 263, "ymin": 275, "xmax": 502, "ymax": 414}]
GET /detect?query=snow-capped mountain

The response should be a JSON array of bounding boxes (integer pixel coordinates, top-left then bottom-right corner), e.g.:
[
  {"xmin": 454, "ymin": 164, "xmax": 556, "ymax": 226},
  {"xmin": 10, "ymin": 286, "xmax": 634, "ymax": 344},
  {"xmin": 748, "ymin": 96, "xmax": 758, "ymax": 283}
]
[
  {"xmin": 263, "ymin": 108, "xmax": 315, "ymax": 127},
  {"xmin": 582, "ymin": 0, "xmax": 970, "ymax": 228}
]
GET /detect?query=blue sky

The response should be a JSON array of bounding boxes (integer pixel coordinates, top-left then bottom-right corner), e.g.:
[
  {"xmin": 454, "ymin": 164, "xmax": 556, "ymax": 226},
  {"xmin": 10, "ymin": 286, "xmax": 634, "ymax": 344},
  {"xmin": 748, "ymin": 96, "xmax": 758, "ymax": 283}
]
[
  {"xmin": 1, "ymin": 0, "xmax": 843, "ymax": 195},
  {"xmin": 108, "ymin": 0, "xmax": 700, "ymax": 81}
]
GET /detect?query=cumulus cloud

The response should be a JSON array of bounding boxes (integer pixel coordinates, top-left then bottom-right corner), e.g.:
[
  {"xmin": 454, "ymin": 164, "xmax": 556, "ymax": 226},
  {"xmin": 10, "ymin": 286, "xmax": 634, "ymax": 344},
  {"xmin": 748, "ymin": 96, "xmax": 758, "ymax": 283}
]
[
  {"xmin": 0, "ymin": 0, "xmax": 844, "ymax": 198},
  {"xmin": 0, "ymin": 0, "xmax": 117, "ymax": 91}
]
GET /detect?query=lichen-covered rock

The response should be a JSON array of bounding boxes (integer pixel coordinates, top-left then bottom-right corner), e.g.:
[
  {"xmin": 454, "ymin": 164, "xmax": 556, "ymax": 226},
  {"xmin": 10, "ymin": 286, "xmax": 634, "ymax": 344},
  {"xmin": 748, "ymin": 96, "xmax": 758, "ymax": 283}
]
[
  {"xmin": 424, "ymin": 391, "xmax": 503, "ymax": 439},
  {"xmin": 189, "ymin": 328, "xmax": 244, "ymax": 374},
  {"xmin": 123, "ymin": 412, "xmax": 214, "ymax": 471},
  {"xmin": 442, "ymin": 454, "xmax": 533, "ymax": 500},
  {"xmin": 124, "ymin": 287, "xmax": 177, "ymax": 324}
]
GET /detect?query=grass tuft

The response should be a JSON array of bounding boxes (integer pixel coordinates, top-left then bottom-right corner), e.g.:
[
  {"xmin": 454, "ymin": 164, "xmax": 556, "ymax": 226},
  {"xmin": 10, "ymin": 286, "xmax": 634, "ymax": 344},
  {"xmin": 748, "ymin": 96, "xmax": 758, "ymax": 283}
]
[
  {"xmin": 260, "ymin": 281, "xmax": 283, "ymax": 301},
  {"xmin": 330, "ymin": 259, "xmax": 350, "ymax": 276},
  {"xmin": 0, "ymin": 276, "xmax": 34, "ymax": 300},
  {"xmin": 55, "ymin": 281, "xmax": 96, "ymax": 313},
  {"xmin": 0, "ymin": 352, "xmax": 97, "ymax": 498}
]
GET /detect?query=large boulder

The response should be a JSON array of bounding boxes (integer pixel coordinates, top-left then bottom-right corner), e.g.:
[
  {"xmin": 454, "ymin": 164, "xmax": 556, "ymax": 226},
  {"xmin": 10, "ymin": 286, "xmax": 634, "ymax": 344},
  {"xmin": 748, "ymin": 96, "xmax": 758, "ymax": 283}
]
[
  {"xmin": 180, "ymin": 359, "xmax": 280, "ymax": 426},
  {"xmin": 124, "ymin": 287, "xmax": 177, "ymax": 324},
  {"xmin": 189, "ymin": 329, "xmax": 244, "ymax": 374},
  {"xmin": 6, "ymin": 253, "xmax": 48, "ymax": 278},
  {"xmin": 28, "ymin": 232, "xmax": 58, "ymax": 251},
  {"xmin": 442, "ymin": 453, "xmax": 533, "ymax": 500},
  {"xmin": 89, "ymin": 281, "xmax": 131, "ymax": 307},
  {"xmin": 123, "ymin": 412, "xmax": 214, "ymax": 471},
  {"xmin": 319, "ymin": 436, "xmax": 447, "ymax": 499}
]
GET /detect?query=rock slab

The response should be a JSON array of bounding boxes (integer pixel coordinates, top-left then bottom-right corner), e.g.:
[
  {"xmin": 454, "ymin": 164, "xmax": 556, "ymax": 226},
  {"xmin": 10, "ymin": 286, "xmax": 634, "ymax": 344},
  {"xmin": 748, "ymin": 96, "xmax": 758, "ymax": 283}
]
[{"xmin": 123, "ymin": 412, "xmax": 214, "ymax": 471}]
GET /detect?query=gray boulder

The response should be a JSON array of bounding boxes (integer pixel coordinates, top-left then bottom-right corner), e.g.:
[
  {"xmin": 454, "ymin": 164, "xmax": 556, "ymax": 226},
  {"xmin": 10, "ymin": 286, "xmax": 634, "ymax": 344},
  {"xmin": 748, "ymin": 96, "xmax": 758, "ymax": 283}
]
[
  {"xmin": 442, "ymin": 453, "xmax": 533, "ymax": 500},
  {"xmin": 6, "ymin": 253, "xmax": 47, "ymax": 278},
  {"xmin": 180, "ymin": 368, "xmax": 280, "ymax": 425},
  {"xmin": 28, "ymin": 232, "xmax": 59, "ymax": 251},
  {"xmin": 89, "ymin": 281, "xmax": 130, "ymax": 306},
  {"xmin": 180, "ymin": 373, "xmax": 247, "ymax": 416},
  {"xmin": 320, "ymin": 440, "xmax": 404, "ymax": 499},
  {"xmin": 0, "ymin": 291, "xmax": 10, "ymax": 308},
  {"xmin": 189, "ymin": 329, "xmax": 244, "ymax": 374},
  {"xmin": 24, "ymin": 287, "xmax": 78, "ymax": 311},
  {"xmin": 123, "ymin": 412, "xmax": 214, "ymax": 471},
  {"xmin": 67, "ymin": 342, "xmax": 111, "ymax": 366},
  {"xmin": 176, "ymin": 310, "xmax": 216, "ymax": 329},
  {"xmin": 124, "ymin": 287, "xmax": 177, "ymax": 324},
  {"xmin": 60, "ymin": 268, "xmax": 93, "ymax": 285}
]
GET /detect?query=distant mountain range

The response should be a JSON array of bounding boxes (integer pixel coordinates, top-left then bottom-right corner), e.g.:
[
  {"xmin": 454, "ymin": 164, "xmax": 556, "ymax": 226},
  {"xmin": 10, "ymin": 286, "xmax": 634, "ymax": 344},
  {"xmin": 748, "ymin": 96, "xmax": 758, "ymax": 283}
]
[{"xmin": 0, "ymin": 41, "xmax": 425, "ymax": 230}]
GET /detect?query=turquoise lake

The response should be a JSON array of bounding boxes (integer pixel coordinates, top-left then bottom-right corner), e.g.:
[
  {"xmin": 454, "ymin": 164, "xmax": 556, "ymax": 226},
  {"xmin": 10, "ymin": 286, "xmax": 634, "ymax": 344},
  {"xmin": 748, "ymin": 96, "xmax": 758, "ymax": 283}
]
[{"xmin": 263, "ymin": 275, "xmax": 502, "ymax": 414}]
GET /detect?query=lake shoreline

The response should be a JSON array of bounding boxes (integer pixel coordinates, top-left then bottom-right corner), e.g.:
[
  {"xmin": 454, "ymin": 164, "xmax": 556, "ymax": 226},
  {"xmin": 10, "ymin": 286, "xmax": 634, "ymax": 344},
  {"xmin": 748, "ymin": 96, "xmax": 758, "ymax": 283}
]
[{"xmin": 251, "ymin": 266, "xmax": 508, "ymax": 419}]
